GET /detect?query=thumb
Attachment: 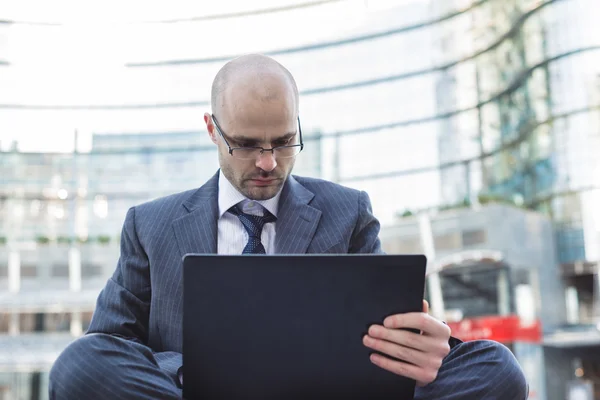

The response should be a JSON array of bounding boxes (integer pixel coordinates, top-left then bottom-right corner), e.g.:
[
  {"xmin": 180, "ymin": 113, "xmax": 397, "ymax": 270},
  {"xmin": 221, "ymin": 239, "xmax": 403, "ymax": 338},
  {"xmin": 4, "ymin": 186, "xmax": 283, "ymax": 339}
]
[{"xmin": 422, "ymin": 299, "xmax": 429, "ymax": 314}]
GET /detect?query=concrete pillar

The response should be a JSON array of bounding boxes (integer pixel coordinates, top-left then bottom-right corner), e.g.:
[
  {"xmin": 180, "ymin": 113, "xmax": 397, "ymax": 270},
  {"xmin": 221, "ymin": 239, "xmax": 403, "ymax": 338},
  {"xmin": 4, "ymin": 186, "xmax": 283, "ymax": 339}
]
[
  {"xmin": 68, "ymin": 247, "xmax": 81, "ymax": 292},
  {"xmin": 565, "ymin": 286, "xmax": 580, "ymax": 324},
  {"xmin": 515, "ymin": 284, "xmax": 536, "ymax": 326},
  {"xmin": 8, "ymin": 251, "xmax": 20, "ymax": 293},
  {"xmin": 8, "ymin": 313, "xmax": 19, "ymax": 336},
  {"xmin": 70, "ymin": 311, "xmax": 82, "ymax": 336},
  {"xmin": 68, "ymin": 247, "xmax": 83, "ymax": 335},
  {"xmin": 7, "ymin": 251, "xmax": 21, "ymax": 336},
  {"xmin": 497, "ymin": 268, "xmax": 510, "ymax": 316}
]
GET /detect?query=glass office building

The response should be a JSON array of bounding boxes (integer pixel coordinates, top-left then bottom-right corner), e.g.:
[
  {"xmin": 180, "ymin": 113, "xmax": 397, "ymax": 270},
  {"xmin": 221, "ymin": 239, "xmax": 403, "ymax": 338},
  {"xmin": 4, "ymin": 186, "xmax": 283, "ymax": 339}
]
[
  {"xmin": 1, "ymin": 0, "xmax": 599, "ymax": 398},
  {"xmin": 433, "ymin": 1, "xmax": 600, "ymax": 396}
]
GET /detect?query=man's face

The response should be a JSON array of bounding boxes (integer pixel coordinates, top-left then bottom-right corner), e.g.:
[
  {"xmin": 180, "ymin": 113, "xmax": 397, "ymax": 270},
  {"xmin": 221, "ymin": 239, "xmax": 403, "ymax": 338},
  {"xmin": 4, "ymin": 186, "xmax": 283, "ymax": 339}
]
[{"xmin": 205, "ymin": 98, "xmax": 299, "ymax": 200}]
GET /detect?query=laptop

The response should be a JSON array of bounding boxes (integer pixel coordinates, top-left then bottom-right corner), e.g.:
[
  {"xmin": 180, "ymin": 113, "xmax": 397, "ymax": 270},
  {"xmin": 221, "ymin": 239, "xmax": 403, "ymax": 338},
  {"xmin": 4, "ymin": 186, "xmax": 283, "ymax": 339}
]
[{"xmin": 183, "ymin": 254, "xmax": 426, "ymax": 399}]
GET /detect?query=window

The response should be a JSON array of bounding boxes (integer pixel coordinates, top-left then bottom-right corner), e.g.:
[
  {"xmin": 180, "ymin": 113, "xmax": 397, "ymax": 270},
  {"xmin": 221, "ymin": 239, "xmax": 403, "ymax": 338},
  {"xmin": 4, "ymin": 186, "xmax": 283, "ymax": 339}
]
[
  {"xmin": 462, "ymin": 230, "xmax": 487, "ymax": 246},
  {"xmin": 82, "ymin": 311, "xmax": 94, "ymax": 332},
  {"xmin": 44, "ymin": 313, "xmax": 72, "ymax": 332},
  {"xmin": 434, "ymin": 232, "xmax": 461, "ymax": 251},
  {"xmin": 52, "ymin": 264, "xmax": 69, "ymax": 278},
  {"xmin": 82, "ymin": 263, "xmax": 103, "ymax": 278},
  {"xmin": 0, "ymin": 313, "xmax": 9, "ymax": 333},
  {"xmin": 21, "ymin": 265, "xmax": 37, "ymax": 278},
  {"xmin": 440, "ymin": 264, "xmax": 509, "ymax": 318},
  {"xmin": 390, "ymin": 237, "xmax": 422, "ymax": 254}
]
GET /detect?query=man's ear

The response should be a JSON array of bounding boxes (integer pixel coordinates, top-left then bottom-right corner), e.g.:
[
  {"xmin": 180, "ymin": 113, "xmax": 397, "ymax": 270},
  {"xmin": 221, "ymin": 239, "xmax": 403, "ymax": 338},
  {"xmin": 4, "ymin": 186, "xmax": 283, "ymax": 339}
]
[{"xmin": 204, "ymin": 113, "xmax": 218, "ymax": 144}]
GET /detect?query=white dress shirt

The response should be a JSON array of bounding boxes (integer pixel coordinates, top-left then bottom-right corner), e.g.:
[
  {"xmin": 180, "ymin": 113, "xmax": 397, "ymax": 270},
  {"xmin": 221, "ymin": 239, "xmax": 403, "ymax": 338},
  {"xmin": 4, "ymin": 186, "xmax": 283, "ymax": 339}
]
[{"xmin": 217, "ymin": 171, "xmax": 282, "ymax": 255}]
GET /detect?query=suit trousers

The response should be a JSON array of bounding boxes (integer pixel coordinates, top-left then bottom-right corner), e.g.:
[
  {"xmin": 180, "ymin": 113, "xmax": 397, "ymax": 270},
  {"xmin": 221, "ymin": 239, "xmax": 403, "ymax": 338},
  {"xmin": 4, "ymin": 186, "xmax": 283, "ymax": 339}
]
[{"xmin": 49, "ymin": 333, "xmax": 528, "ymax": 399}]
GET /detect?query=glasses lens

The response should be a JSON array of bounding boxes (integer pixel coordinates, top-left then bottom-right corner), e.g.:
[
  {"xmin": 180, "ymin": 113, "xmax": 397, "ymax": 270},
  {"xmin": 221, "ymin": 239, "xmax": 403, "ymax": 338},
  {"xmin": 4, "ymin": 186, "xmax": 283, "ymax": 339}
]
[
  {"xmin": 274, "ymin": 146, "xmax": 301, "ymax": 159},
  {"xmin": 231, "ymin": 148, "xmax": 262, "ymax": 160},
  {"xmin": 231, "ymin": 146, "xmax": 302, "ymax": 160}
]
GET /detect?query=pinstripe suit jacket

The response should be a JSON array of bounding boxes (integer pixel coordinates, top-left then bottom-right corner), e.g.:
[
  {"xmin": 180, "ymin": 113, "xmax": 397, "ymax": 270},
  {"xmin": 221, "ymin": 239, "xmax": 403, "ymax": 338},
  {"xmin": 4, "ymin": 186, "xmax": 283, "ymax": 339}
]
[{"xmin": 87, "ymin": 171, "xmax": 383, "ymax": 381}]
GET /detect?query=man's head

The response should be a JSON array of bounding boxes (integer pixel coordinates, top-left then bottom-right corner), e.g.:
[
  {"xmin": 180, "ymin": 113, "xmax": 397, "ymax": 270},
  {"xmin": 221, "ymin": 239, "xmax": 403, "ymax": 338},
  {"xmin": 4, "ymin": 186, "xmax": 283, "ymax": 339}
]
[{"xmin": 204, "ymin": 54, "xmax": 300, "ymax": 200}]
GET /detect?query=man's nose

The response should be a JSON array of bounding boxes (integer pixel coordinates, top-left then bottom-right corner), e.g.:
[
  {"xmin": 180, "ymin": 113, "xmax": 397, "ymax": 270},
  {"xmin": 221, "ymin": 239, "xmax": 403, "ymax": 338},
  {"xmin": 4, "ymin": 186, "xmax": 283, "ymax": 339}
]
[{"xmin": 255, "ymin": 151, "xmax": 277, "ymax": 172}]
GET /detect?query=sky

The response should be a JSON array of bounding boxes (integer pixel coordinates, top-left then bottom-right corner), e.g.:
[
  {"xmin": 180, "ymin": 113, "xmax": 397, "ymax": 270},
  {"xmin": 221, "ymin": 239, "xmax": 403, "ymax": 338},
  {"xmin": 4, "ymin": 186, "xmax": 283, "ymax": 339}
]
[{"xmin": 0, "ymin": 0, "xmax": 431, "ymax": 152}]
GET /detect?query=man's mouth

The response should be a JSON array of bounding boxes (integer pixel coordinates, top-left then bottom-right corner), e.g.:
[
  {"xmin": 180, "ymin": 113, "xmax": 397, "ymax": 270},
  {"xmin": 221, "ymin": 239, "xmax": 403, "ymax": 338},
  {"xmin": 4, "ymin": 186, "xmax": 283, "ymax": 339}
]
[{"xmin": 249, "ymin": 177, "xmax": 280, "ymax": 186}]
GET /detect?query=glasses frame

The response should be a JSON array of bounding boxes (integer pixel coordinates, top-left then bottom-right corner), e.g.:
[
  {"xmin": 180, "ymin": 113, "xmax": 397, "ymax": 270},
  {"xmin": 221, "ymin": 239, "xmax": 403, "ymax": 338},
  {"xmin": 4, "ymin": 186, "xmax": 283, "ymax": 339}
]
[{"xmin": 211, "ymin": 114, "xmax": 304, "ymax": 160}]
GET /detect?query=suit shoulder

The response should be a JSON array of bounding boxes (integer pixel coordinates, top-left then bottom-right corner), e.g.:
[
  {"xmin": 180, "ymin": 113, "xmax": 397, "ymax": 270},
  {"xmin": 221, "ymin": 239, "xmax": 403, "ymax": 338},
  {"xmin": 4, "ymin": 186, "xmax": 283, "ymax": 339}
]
[{"xmin": 291, "ymin": 175, "xmax": 365, "ymax": 207}]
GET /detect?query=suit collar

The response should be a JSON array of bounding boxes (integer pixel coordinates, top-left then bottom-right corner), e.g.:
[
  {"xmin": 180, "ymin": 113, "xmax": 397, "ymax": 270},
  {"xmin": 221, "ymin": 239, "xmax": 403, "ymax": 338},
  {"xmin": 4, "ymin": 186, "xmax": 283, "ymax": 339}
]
[
  {"xmin": 174, "ymin": 171, "xmax": 220, "ymax": 257},
  {"xmin": 175, "ymin": 171, "xmax": 322, "ymax": 256},
  {"xmin": 274, "ymin": 175, "xmax": 322, "ymax": 254},
  {"xmin": 182, "ymin": 171, "xmax": 219, "ymax": 213}
]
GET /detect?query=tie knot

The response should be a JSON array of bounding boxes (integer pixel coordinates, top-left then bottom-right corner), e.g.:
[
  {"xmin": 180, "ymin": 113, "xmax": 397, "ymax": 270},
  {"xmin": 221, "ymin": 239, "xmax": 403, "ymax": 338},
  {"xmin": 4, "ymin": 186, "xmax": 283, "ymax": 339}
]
[{"xmin": 228, "ymin": 204, "xmax": 276, "ymax": 239}]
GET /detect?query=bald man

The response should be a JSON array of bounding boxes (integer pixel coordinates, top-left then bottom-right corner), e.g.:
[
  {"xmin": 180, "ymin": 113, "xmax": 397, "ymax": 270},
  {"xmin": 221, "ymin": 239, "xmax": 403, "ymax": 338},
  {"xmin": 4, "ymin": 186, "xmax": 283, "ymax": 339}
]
[{"xmin": 49, "ymin": 55, "xmax": 527, "ymax": 399}]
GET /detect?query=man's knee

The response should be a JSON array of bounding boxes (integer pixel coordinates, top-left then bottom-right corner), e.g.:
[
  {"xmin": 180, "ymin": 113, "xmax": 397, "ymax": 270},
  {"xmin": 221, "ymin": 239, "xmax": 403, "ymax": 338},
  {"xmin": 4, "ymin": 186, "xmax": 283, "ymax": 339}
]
[
  {"xmin": 49, "ymin": 334, "xmax": 111, "ymax": 399},
  {"xmin": 456, "ymin": 340, "xmax": 528, "ymax": 398},
  {"xmin": 49, "ymin": 333, "xmax": 181, "ymax": 400}
]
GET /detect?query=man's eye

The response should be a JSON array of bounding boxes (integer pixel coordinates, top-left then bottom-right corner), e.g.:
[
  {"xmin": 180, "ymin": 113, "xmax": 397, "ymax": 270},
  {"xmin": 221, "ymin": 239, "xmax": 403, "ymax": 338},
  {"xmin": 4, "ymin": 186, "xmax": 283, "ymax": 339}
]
[{"xmin": 273, "ymin": 139, "xmax": 291, "ymax": 147}]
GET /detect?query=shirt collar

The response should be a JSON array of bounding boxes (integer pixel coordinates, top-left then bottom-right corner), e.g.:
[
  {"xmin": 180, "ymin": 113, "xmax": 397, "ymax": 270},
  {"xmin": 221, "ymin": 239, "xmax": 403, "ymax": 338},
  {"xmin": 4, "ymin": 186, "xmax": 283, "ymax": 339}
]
[{"xmin": 218, "ymin": 170, "xmax": 282, "ymax": 218}]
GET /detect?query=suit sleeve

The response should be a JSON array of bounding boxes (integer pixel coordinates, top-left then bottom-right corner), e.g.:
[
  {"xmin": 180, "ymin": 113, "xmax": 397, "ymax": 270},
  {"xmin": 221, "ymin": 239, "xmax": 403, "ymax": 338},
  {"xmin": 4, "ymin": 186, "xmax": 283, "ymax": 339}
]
[
  {"xmin": 87, "ymin": 206, "xmax": 151, "ymax": 341},
  {"xmin": 349, "ymin": 191, "xmax": 384, "ymax": 254},
  {"xmin": 86, "ymin": 207, "xmax": 183, "ymax": 381}
]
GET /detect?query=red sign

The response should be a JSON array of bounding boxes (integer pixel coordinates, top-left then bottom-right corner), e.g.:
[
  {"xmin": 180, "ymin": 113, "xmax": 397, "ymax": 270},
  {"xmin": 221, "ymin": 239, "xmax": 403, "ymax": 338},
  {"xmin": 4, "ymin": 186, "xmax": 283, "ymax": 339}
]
[{"xmin": 446, "ymin": 315, "xmax": 542, "ymax": 344}]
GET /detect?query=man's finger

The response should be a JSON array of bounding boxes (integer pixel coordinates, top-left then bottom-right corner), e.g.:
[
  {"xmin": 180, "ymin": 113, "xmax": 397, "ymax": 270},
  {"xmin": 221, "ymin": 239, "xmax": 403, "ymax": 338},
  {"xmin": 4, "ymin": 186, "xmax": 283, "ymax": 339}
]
[
  {"xmin": 422, "ymin": 299, "xmax": 429, "ymax": 314},
  {"xmin": 363, "ymin": 335, "xmax": 434, "ymax": 369},
  {"xmin": 369, "ymin": 353, "xmax": 437, "ymax": 386},
  {"xmin": 367, "ymin": 325, "xmax": 446, "ymax": 354},
  {"xmin": 383, "ymin": 313, "xmax": 451, "ymax": 338}
]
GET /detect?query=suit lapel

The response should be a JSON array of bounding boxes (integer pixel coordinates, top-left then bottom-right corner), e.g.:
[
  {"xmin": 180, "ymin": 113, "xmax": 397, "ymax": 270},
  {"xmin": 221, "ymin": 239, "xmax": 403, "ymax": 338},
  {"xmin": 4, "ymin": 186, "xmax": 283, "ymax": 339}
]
[
  {"xmin": 172, "ymin": 172, "xmax": 322, "ymax": 256},
  {"xmin": 275, "ymin": 176, "xmax": 322, "ymax": 254},
  {"xmin": 172, "ymin": 172, "xmax": 219, "ymax": 258}
]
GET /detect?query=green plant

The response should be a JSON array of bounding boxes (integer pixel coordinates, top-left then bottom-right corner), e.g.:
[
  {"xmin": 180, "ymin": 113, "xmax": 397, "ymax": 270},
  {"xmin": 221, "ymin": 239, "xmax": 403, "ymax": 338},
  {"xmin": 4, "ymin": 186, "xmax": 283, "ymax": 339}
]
[
  {"xmin": 439, "ymin": 197, "xmax": 471, "ymax": 212},
  {"xmin": 77, "ymin": 236, "xmax": 89, "ymax": 244},
  {"xmin": 97, "ymin": 235, "xmax": 111, "ymax": 245},
  {"xmin": 36, "ymin": 235, "xmax": 50, "ymax": 245},
  {"xmin": 401, "ymin": 210, "xmax": 414, "ymax": 218},
  {"xmin": 57, "ymin": 236, "xmax": 73, "ymax": 245},
  {"xmin": 478, "ymin": 192, "xmax": 504, "ymax": 205},
  {"xmin": 0, "ymin": 236, "xmax": 6, "ymax": 246},
  {"xmin": 477, "ymin": 192, "xmax": 531, "ymax": 209}
]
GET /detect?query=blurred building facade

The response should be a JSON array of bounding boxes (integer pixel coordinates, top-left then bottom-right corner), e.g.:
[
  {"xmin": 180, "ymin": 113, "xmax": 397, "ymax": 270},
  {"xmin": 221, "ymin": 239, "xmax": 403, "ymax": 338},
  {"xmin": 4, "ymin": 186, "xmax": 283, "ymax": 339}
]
[
  {"xmin": 380, "ymin": 204, "xmax": 559, "ymax": 399},
  {"xmin": 432, "ymin": 0, "xmax": 600, "ymax": 398},
  {"xmin": 431, "ymin": 0, "xmax": 600, "ymax": 397},
  {"xmin": 1, "ymin": 0, "xmax": 599, "ymax": 398}
]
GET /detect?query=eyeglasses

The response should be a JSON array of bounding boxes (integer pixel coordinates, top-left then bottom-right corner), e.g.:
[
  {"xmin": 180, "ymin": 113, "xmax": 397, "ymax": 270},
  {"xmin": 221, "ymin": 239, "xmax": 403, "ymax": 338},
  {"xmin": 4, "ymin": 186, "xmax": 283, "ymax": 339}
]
[{"xmin": 211, "ymin": 114, "xmax": 304, "ymax": 160}]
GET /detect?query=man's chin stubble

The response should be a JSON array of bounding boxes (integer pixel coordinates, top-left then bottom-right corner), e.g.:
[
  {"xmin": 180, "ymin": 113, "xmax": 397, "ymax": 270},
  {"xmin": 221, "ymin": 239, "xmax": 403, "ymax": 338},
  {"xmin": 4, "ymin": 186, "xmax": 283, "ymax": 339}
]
[{"xmin": 242, "ymin": 183, "xmax": 283, "ymax": 201}]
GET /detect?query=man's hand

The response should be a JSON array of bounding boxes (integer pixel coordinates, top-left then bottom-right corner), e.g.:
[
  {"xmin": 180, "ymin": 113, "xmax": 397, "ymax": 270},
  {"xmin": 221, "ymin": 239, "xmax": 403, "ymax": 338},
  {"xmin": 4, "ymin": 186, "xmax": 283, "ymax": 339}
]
[{"xmin": 362, "ymin": 300, "xmax": 451, "ymax": 386}]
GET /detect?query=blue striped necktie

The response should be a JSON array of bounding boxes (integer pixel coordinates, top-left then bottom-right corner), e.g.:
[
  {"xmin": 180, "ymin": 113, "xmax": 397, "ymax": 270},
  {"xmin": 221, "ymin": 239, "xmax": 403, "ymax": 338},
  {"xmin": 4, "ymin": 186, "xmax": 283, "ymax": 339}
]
[{"xmin": 228, "ymin": 205, "xmax": 277, "ymax": 254}]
